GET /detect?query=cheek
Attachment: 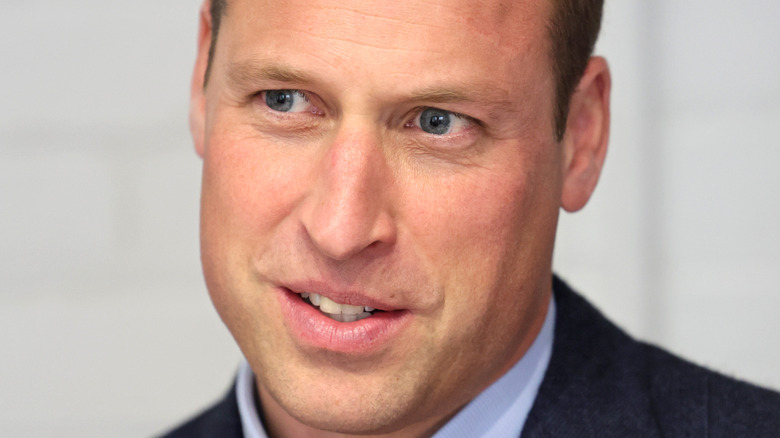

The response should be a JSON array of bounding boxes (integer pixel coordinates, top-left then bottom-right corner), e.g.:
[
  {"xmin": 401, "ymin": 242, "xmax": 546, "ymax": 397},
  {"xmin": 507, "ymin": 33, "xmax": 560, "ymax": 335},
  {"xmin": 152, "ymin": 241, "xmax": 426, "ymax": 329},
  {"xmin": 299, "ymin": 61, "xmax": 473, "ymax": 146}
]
[
  {"xmin": 201, "ymin": 133, "xmax": 309, "ymax": 246},
  {"xmin": 406, "ymin": 151, "xmax": 561, "ymax": 313},
  {"xmin": 198, "ymin": 131, "xmax": 310, "ymax": 307},
  {"xmin": 409, "ymin": 170, "xmax": 527, "ymax": 275}
]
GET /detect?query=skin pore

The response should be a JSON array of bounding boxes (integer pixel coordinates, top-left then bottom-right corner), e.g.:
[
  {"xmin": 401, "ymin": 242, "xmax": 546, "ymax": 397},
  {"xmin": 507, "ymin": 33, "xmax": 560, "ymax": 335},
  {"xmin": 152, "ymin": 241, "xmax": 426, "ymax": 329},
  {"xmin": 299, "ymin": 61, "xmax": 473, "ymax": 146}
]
[{"xmin": 189, "ymin": 0, "xmax": 610, "ymax": 436}]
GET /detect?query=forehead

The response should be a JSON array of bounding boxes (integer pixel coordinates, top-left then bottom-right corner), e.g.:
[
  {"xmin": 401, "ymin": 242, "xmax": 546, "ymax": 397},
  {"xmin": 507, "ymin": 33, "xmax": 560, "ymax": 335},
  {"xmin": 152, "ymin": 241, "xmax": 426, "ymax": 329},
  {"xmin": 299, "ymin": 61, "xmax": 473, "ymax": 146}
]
[
  {"xmin": 215, "ymin": 0, "xmax": 555, "ymax": 119},
  {"xmin": 222, "ymin": 0, "xmax": 551, "ymax": 67},
  {"xmin": 224, "ymin": 0, "xmax": 549, "ymax": 35},
  {"xmin": 231, "ymin": 0, "xmax": 548, "ymax": 39}
]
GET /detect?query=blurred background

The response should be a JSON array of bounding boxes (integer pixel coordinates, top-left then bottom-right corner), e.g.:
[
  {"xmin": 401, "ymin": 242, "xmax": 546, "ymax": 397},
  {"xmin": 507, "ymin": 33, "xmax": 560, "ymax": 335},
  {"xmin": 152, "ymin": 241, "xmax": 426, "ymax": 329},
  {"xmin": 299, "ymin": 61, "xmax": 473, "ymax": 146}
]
[{"xmin": 0, "ymin": 1, "xmax": 778, "ymax": 436}]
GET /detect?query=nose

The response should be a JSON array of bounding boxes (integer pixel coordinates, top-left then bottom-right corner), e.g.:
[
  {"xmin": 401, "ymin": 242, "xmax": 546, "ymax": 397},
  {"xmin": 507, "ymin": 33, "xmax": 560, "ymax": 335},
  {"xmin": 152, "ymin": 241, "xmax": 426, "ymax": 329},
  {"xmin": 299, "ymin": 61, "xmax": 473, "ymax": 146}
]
[{"xmin": 300, "ymin": 124, "xmax": 397, "ymax": 261}]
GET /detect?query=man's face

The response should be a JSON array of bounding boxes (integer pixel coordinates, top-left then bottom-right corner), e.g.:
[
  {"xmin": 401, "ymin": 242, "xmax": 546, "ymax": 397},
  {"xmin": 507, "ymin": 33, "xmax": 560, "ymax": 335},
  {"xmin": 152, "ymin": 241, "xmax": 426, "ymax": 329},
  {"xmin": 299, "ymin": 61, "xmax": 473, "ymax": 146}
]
[{"xmin": 193, "ymin": 0, "xmax": 575, "ymax": 434}]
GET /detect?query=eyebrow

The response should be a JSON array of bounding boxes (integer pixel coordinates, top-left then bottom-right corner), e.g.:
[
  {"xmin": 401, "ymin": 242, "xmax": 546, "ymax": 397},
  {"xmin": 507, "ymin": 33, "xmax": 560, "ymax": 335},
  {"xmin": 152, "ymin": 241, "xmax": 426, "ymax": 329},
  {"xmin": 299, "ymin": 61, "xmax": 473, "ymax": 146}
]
[
  {"xmin": 227, "ymin": 61, "xmax": 316, "ymax": 89},
  {"xmin": 225, "ymin": 60, "xmax": 518, "ymax": 118},
  {"xmin": 409, "ymin": 87, "xmax": 513, "ymax": 107}
]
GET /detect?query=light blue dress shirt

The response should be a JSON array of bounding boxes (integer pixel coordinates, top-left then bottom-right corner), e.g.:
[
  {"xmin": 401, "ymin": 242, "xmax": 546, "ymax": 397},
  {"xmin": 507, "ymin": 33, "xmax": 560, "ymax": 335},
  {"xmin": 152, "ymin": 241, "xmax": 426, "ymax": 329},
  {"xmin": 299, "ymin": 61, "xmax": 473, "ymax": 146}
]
[{"xmin": 236, "ymin": 298, "xmax": 555, "ymax": 438}]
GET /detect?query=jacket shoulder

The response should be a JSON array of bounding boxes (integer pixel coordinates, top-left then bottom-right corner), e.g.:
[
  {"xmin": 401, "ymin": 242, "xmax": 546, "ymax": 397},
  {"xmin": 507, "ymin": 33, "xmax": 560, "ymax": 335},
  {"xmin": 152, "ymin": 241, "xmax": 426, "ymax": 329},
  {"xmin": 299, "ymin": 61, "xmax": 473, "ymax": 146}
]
[
  {"xmin": 646, "ymin": 344, "xmax": 780, "ymax": 437},
  {"xmin": 522, "ymin": 276, "xmax": 780, "ymax": 437}
]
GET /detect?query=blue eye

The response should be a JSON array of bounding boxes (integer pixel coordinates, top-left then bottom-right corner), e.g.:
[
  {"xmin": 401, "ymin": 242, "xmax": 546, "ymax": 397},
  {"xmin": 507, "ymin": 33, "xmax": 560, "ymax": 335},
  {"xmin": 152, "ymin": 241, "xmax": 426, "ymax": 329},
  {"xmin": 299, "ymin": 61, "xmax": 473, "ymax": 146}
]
[
  {"xmin": 419, "ymin": 108, "xmax": 451, "ymax": 135},
  {"xmin": 264, "ymin": 90, "xmax": 311, "ymax": 113},
  {"xmin": 416, "ymin": 107, "xmax": 471, "ymax": 135}
]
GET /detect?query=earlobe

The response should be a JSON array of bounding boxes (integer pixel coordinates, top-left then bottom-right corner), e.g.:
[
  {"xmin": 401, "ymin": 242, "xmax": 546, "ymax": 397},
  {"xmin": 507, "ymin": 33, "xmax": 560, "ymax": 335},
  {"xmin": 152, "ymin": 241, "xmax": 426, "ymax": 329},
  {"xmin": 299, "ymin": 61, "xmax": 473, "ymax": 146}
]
[
  {"xmin": 190, "ymin": 0, "xmax": 213, "ymax": 158},
  {"xmin": 560, "ymin": 56, "xmax": 611, "ymax": 212}
]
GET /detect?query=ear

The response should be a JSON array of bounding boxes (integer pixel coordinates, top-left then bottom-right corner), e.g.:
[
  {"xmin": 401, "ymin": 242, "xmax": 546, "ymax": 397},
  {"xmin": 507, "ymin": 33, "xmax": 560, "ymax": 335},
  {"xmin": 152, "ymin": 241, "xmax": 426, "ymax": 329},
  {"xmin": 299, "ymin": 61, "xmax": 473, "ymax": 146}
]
[
  {"xmin": 190, "ymin": 1, "xmax": 213, "ymax": 158},
  {"xmin": 560, "ymin": 56, "xmax": 611, "ymax": 212}
]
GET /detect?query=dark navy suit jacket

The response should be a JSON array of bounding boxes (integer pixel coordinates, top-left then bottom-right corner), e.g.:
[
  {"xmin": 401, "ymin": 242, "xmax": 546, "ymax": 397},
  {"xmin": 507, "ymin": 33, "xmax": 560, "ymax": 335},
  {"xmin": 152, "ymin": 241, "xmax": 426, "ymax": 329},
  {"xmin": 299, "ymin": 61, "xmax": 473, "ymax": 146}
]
[{"xmin": 161, "ymin": 276, "xmax": 780, "ymax": 437}]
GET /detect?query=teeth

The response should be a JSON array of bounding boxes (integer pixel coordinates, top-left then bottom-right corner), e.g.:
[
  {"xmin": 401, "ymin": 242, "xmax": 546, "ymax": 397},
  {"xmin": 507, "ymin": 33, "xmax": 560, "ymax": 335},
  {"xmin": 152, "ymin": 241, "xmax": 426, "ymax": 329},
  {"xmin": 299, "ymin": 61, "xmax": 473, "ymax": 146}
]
[
  {"xmin": 326, "ymin": 312, "xmax": 374, "ymax": 322},
  {"xmin": 328, "ymin": 313, "xmax": 358, "ymax": 323},
  {"xmin": 318, "ymin": 295, "xmax": 364, "ymax": 315},
  {"xmin": 304, "ymin": 293, "xmax": 377, "ymax": 321},
  {"xmin": 318, "ymin": 295, "xmax": 340, "ymax": 314}
]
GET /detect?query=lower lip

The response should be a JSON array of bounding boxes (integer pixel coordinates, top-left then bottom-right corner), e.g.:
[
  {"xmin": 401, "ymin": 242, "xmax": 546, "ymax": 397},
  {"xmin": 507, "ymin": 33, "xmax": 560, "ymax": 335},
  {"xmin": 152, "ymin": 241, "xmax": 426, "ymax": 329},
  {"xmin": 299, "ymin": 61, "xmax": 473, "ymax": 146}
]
[{"xmin": 276, "ymin": 287, "xmax": 411, "ymax": 354}]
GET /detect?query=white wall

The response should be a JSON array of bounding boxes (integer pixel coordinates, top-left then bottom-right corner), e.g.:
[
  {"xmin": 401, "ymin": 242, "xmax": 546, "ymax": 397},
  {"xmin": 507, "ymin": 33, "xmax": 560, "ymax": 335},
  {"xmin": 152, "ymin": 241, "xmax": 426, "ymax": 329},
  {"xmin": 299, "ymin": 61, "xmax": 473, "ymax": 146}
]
[
  {"xmin": 0, "ymin": 1, "xmax": 777, "ymax": 436},
  {"xmin": 554, "ymin": 0, "xmax": 780, "ymax": 391}
]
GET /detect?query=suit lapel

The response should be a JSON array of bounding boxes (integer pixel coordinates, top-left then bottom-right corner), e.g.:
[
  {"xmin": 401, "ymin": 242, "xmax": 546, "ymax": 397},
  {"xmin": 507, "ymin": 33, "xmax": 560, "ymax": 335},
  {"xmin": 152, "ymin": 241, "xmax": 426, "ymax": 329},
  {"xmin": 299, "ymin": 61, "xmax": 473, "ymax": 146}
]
[{"xmin": 520, "ymin": 276, "xmax": 662, "ymax": 438}]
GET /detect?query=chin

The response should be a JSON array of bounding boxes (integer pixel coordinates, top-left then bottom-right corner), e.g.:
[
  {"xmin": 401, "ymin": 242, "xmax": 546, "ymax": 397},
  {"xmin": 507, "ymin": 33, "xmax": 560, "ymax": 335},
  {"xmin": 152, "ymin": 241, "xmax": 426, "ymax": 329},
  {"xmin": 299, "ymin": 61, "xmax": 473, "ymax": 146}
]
[{"xmin": 259, "ymin": 368, "xmax": 437, "ymax": 436}]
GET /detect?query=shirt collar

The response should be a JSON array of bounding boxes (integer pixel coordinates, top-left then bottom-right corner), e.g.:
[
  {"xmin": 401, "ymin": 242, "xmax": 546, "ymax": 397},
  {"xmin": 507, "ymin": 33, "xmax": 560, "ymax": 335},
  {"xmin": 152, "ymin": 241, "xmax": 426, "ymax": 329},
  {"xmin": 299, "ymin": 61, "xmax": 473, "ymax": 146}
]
[
  {"xmin": 236, "ymin": 296, "xmax": 555, "ymax": 438},
  {"xmin": 236, "ymin": 357, "xmax": 266, "ymax": 438}
]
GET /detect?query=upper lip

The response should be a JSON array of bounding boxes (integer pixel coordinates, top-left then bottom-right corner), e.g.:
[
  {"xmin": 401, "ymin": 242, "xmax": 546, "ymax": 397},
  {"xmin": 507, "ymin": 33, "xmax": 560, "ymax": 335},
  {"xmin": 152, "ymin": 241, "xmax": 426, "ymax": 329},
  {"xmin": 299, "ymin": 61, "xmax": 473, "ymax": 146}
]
[{"xmin": 281, "ymin": 280, "xmax": 402, "ymax": 311}]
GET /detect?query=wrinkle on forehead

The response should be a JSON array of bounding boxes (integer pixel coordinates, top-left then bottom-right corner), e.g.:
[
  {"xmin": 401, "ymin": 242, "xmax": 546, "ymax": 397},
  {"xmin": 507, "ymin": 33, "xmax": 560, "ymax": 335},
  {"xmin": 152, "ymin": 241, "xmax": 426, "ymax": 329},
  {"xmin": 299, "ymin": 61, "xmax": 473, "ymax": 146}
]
[{"xmin": 232, "ymin": 0, "xmax": 549, "ymax": 54}]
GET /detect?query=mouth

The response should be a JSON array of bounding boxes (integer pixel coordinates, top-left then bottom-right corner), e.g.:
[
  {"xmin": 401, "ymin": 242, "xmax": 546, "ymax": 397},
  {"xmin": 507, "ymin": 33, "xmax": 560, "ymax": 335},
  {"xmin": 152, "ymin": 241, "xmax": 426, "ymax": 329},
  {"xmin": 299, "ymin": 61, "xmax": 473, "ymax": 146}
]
[
  {"xmin": 277, "ymin": 286, "xmax": 411, "ymax": 353},
  {"xmin": 300, "ymin": 292, "xmax": 383, "ymax": 322}
]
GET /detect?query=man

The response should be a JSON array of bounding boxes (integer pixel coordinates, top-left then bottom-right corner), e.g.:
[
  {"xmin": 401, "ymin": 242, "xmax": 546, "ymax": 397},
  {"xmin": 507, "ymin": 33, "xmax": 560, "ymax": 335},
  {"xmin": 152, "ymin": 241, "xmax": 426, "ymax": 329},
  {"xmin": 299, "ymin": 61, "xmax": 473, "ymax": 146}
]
[{"xmin": 164, "ymin": 0, "xmax": 780, "ymax": 436}]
